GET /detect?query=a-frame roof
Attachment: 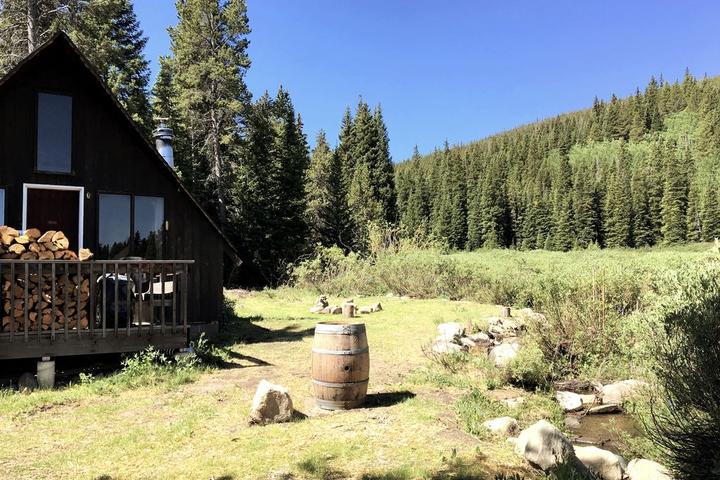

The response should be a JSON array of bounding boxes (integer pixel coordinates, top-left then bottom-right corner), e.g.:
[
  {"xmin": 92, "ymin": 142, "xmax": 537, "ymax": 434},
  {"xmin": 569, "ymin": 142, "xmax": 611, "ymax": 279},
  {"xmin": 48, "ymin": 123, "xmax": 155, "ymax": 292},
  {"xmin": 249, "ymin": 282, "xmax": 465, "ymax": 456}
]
[{"xmin": 0, "ymin": 31, "xmax": 241, "ymax": 264}]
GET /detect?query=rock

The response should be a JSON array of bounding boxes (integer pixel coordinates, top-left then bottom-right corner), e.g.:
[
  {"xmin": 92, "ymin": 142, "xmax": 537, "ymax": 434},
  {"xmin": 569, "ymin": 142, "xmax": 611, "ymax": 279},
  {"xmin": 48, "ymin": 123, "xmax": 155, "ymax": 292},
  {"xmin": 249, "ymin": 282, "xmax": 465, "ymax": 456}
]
[
  {"xmin": 327, "ymin": 305, "xmax": 342, "ymax": 315},
  {"xmin": 468, "ymin": 332, "xmax": 491, "ymax": 344},
  {"xmin": 459, "ymin": 337, "xmax": 477, "ymax": 348},
  {"xmin": 514, "ymin": 420, "xmax": 590, "ymax": 475},
  {"xmin": 483, "ymin": 416, "xmax": 519, "ymax": 436},
  {"xmin": 310, "ymin": 295, "xmax": 329, "ymax": 313},
  {"xmin": 601, "ymin": 380, "xmax": 648, "ymax": 405},
  {"xmin": 580, "ymin": 394, "xmax": 598, "ymax": 406},
  {"xmin": 487, "ymin": 316, "xmax": 523, "ymax": 337},
  {"xmin": 249, "ymin": 379, "xmax": 294, "ymax": 425},
  {"xmin": 431, "ymin": 340, "xmax": 465, "ymax": 354},
  {"xmin": 587, "ymin": 404, "xmax": 622, "ymax": 415},
  {"xmin": 309, "ymin": 305, "xmax": 325, "ymax": 314},
  {"xmin": 574, "ymin": 445, "xmax": 626, "ymax": 480},
  {"xmin": 556, "ymin": 391, "xmax": 584, "ymax": 412},
  {"xmin": 17, "ymin": 372, "xmax": 37, "ymax": 392},
  {"xmin": 489, "ymin": 342, "xmax": 521, "ymax": 367},
  {"xmin": 564, "ymin": 415, "xmax": 581, "ymax": 429},
  {"xmin": 626, "ymin": 459, "xmax": 672, "ymax": 480},
  {"xmin": 436, "ymin": 322, "xmax": 464, "ymax": 341},
  {"xmin": 503, "ymin": 397, "xmax": 525, "ymax": 408},
  {"xmin": 517, "ymin": 308, "xmax": 547, "ymax": 324},
  {"xmin": 358, "ymin": 302, "xmax": 383, "ymax": 314}
]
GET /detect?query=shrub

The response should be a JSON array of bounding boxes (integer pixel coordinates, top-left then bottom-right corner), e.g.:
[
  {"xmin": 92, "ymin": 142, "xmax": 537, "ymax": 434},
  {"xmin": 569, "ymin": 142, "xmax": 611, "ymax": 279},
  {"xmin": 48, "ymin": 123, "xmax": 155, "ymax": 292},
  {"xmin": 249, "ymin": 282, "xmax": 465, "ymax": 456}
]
[
  {"xmin": 645, "ymin": 261, "xmax": 720, "ymax": 478},
  {"xmin": 456, "ymin": 388, "xmax": 509, "ymax": 439},
  {"xmin": 505, "ymin": 340, "xmax": 553, "ymax": 390}
]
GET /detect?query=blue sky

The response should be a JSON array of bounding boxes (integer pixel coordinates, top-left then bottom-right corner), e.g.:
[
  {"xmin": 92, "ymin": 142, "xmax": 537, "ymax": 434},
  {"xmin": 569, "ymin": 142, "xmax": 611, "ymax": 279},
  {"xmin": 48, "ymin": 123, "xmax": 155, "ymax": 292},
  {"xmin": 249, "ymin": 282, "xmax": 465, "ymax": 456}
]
[{"xmin": 134, "ymin": 0, "xmax": 720, "ymax": 162}]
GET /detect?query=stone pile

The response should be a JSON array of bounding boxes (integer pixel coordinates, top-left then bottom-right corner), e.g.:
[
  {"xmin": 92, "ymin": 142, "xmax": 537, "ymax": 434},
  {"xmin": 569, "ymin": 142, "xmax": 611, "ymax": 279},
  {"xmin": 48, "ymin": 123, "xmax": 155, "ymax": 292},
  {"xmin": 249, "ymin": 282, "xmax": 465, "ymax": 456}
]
[
  {"xmin": 488, "ymin": 418, "xmax": 674, "ymax": 480},
  {"xmin": 309, "ymin": 295, "xmax": 382, "ymax": 316},
  {"xmin": 555, "ymin": 379, "xmax": 648, "ymax": 414},
  {"xmin": 429, "ymin": 306, "xmax": 540, "ymax": 366}
]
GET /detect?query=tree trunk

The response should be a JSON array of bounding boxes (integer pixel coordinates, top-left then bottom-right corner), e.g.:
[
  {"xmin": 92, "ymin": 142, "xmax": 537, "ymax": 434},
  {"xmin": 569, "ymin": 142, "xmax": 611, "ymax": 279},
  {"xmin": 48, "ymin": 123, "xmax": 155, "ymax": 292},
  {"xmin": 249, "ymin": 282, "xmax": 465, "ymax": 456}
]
[
  {"xmin": 26, "ymin": 0, "xmax": 38, "ymax": 53},
  {"xmin": 209, "ymin": 103, "xmax": 226, "ymax": 229}
]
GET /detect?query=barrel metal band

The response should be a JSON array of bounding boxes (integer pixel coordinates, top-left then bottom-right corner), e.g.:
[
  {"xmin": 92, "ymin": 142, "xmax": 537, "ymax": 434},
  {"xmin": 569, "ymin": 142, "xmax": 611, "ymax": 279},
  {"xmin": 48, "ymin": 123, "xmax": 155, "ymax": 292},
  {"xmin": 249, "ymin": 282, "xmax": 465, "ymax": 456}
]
[
  {"xmin": 314, "ymin": 323, "xmax": 366, "ymax": 335},
  {"xmin": 312, "ymin": 378, "xmax": 369, "ymax": 388},
  {"xmin": 312, "ymin": 347, "xmax": 369, "ymax": 356}
]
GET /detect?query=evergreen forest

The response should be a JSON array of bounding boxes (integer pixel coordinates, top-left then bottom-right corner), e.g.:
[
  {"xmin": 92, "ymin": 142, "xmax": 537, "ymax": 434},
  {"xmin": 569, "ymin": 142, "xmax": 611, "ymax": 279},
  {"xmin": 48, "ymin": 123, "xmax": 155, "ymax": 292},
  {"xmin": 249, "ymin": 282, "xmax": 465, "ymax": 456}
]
[{"xmin": 3, "ymin": 1, "xmax": 720, "ymax": 284}]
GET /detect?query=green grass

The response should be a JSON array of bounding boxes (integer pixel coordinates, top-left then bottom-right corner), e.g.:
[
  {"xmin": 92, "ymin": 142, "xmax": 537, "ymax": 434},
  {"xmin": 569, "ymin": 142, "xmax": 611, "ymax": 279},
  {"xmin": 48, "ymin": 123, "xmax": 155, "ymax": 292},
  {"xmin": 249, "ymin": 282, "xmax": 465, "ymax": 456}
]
[{"xmin": 0, "ymin": 290, "xmax": 544, "ymax": 480}]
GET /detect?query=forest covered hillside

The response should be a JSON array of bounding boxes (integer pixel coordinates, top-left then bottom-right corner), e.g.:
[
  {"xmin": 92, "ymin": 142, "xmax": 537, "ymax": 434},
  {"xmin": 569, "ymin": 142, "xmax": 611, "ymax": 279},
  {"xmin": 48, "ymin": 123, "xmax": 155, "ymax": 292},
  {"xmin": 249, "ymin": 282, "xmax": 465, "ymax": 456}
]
[{"xmin": 396, "ymin": 73, "xmax": 720, "ymax": 250}]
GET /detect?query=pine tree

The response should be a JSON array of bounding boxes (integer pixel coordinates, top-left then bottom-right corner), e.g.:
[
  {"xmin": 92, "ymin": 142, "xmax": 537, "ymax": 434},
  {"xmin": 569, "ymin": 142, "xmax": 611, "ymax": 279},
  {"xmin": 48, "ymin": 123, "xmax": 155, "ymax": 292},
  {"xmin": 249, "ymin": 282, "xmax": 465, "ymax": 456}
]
[
  {"xmin": 0, "ymin": 0, "xmax": 64, "ymax": 73},
  {"xmin": 661, "ymin": 142, "xmax": 689, "ymax": 244},
  {"xmin": 572, "ymin": 160, "xmax": 600, "ymax": 248},
  {"xmin": 168, "ymin": 0, "xmax": 251, "ymax": 229},
  {"xmin": 305, "ymin": 131, "xmax": 351, "ymax": 247},
  {"xmin": 372, "ymin": 105, "xmax": 397, "ymax": 223},
  {"xmin": 700, "ymin": 180, "xmax": 720, "ymax": 240},
  {"xmin": 603, "ymin": 143, "xmax": 633, "ymax": 247},
  {"xmin": 631, "ymin": 159, "xmax": 654, "ymax": 246},
  {"xmin": 68, "ymin": 0, "xmax": 152, "ymax": 132},
  {"xmin": 549, "ymin": 152, "xmax": 574, "ymax": 250},
  {"xmin": 644, "ymin": 76, "xmax": 663, "ymax": 132},
  {"xmin": 347, "ymin": 159, "xmax": 383, "ymax": 251}
]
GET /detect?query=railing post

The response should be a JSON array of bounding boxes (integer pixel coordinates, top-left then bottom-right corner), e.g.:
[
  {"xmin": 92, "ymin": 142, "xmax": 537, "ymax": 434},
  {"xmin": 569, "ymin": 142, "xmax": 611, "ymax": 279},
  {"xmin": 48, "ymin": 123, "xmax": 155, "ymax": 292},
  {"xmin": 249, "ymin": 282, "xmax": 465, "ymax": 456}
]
[
  {"xmin": 23, "ymin": 263, "xmax": 29, "ymax": 342},
  {"xmin": 50, "ymin": 262, "xmax": 56, "ymax": 339}
]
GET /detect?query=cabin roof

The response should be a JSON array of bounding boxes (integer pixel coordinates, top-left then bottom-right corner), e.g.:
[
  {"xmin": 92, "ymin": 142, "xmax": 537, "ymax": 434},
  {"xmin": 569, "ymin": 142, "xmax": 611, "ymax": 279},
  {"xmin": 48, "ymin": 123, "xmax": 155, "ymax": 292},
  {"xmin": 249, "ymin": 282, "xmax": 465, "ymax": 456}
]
[{"xmin": 0, "ymin": 31, "xmax": 242, "ymax": 264}]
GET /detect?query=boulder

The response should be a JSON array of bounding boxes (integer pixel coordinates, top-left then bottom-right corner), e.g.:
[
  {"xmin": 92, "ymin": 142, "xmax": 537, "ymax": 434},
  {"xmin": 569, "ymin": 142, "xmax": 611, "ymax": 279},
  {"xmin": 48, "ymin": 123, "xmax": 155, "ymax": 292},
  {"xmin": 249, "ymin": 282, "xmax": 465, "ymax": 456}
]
[
  {"xmin": 574, "ymin": 445, "xmax": 626, "ymax": 480},
  {"xmin": 431, "ymin": 339, "xmax": 465, "ymax": 354},
  {"xmin": 587, "ymin": 404, "xmax": 622, "ymax": 415},
  {"xmin": 482, "ymin": 416, "xmax": 519, "ymax": 437},
  {"xmin": 310, "ymin": 295, "xmax": 329, "ymax": 313},
  {"xmin": 309, "ymin": 305, "xmax": 325, "ymax": 314},
  {"xmin": 626, "ymin": 459, "xmax": 672, "ymax": 480},
  {"xmin": 503, "ymin": 396, "xmax": 525, "ymax": 408},
  {"xmin": 328, "ymin": 305, "xmax": 342, "ymax": 315},
  {"xmin": 556, "ymin": 391, "xmax": 583, "ymax": 412},
  {"xmin": 487, "ymin": 316, "xmax": 523, "ymax": 337},
  {"xmin": 489, "ymin": 342, "xmax": 521, "ymax": 367},
  {"xmin": 249, "ymin": 379, "xmax": 294, "ymax": 425},
  {"xmin": 436, "ymin": 322, "xmax": 465, "ymax": 341},
  {"xmin": 459, "ymin": 337, "xmax": 477, "ymax": 348},
  {"xmin": 580, "ymin": 394, "xmax": 598, "ymax": 406},
  {"xmin": 467, "ymin": 332, "xmax": 491, "ymax": 345},
  {"xmin": 564, "ymin": 415, "xmax": 581, "ymax": 429},
  {"xmin": 358, "ymin": 303, "xmax": 383, "ymax": 314},
  {"xmin": 17, "ymin": 372, "xmax": 37, "ymax": 392},
  {"xmin": 515, "ymin": 420, "xmax": 590, "ymax": 475},
  {"xmin": 601, "ymin": 380, "xmax": 648, "ymax": 405}
]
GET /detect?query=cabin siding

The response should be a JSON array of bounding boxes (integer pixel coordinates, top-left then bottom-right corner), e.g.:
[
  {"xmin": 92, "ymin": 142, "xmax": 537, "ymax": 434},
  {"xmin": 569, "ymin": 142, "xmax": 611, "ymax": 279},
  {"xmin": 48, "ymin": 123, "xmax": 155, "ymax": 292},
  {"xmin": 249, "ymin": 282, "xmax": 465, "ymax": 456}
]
[{"xmin": 0, "ymin": 39, "xmax": 226, "ymax": 332}]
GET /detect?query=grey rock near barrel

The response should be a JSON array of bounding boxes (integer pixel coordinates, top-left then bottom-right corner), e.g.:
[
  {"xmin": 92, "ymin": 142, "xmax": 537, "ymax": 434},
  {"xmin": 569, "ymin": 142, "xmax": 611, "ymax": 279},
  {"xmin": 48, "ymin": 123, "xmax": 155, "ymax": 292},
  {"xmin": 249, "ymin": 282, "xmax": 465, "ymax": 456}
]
[
  {"xmin": 626, "ymin": 459, "xmax": 672, "ymax": 480},
  {"xmin": 574, "ymin": 445, "xmax": 626, "ymax": 480},
  {"xmin": 601, "ymin": 379, "xmax": 647, "ymax": 405},
  {"xmin": 514, "ymin": 420, "xmax": 590, "ymax": 475},
  {"xmin": 482, "ymin": 416, "xmax": 519, "ymax": 436},
  {"xmin": 489, "ymin": 342, "xmax": 521, "ymax": 367},
  {"xmin": 249, "ymin": 379, "xmax": 294, "ymax": 425},
  {"xmin": 436, "ymin": 322, "xmax": 464, "ymax": 341},
  {"xmin": 556, "ymin": 391, "xmax": 583, "ymax": 412}
]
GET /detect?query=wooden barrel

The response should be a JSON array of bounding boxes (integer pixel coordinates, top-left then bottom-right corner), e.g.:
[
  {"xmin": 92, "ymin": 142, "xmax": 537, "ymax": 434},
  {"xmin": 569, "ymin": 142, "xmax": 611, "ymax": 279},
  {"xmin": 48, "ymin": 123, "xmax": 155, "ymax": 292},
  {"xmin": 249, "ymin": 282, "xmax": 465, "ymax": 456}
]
[{"xmin": 312, "ymin": 322, "xmax": 369, "ymax": 410}]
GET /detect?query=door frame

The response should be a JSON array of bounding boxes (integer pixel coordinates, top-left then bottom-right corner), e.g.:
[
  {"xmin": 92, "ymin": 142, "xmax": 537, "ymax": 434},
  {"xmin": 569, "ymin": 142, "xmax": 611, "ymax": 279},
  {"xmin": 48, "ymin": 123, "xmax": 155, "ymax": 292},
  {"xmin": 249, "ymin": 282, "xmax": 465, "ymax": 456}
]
[{"xmin": 22, "ymin": 183, "xmax": 84, "ymax": 250}]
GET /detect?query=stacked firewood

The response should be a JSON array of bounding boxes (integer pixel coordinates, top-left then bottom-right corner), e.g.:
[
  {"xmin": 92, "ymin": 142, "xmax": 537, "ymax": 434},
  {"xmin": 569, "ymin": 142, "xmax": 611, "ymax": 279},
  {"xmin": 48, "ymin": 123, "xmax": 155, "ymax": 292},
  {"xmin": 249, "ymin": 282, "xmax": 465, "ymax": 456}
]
[
  {"xmin": 0, "ymin": 226, "xmax": 95, "ymax": 332},
  {"xmin": 0, "ymin": 226, "xmax": 93, "ymax": 261},
  {"xmin": 1, "ymin": 272, "xmax": 90, "ymax": 332}
]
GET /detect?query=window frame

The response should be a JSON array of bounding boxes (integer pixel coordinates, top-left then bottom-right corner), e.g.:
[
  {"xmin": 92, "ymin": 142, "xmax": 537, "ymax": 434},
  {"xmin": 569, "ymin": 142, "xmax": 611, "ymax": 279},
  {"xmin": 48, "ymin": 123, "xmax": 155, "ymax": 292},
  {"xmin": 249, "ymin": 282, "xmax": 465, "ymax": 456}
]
[
  {"xmin": 34, "ymin": 90, "xmax": 75, "ymax": 175},
  {"xmin": 22, "ymin": 183, "xmax": 84, "ymax": 250},
  {"xmin": 96, "ymin": 191, "xmax": 165, "ymax": 260}
]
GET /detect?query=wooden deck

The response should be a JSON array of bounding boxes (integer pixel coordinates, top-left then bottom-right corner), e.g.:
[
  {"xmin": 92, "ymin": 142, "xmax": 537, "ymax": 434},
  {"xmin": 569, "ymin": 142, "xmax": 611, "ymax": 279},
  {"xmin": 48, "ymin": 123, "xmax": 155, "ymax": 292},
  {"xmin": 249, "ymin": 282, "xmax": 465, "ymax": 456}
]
[{"xmin": 0, "ymin": 259, "xmax": 193, "ymax": 359}]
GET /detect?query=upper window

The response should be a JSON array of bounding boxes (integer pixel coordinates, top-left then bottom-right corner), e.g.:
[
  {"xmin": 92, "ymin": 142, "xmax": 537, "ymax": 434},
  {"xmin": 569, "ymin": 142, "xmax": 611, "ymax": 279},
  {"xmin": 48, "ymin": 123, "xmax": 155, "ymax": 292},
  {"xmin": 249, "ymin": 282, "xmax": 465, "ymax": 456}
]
[{"xmin": 36, "ymin": 93, "xmax": 73, "ymax": 173}]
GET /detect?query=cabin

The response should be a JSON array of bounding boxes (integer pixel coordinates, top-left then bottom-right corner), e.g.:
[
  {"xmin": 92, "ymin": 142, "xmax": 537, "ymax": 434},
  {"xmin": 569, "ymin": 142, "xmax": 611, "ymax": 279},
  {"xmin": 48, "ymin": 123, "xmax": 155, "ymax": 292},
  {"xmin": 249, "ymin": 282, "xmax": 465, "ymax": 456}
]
[{"xmin": 0, "ymin": 32, "xmax": 240, "ymax": 361}]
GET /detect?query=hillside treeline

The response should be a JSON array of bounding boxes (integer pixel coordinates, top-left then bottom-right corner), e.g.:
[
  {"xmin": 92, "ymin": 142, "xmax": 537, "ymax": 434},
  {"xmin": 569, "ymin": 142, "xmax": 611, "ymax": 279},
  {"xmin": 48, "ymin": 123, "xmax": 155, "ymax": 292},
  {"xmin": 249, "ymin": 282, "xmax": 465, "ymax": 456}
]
[{"xmin": 396, "ymin": 73, "xmax": 720, "ymax": 250}]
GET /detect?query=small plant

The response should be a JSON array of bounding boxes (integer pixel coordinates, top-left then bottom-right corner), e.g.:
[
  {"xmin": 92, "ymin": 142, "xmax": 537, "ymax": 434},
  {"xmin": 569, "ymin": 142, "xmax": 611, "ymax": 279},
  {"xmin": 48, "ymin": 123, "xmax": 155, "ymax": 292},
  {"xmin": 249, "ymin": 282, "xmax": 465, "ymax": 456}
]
[
  {"xmin": 505, "ymin": 340, "xmax": 553, "ymax": 390},
  {"xmin": 456, "ymin": 388, "xmax": 510, "ymax": 438}
]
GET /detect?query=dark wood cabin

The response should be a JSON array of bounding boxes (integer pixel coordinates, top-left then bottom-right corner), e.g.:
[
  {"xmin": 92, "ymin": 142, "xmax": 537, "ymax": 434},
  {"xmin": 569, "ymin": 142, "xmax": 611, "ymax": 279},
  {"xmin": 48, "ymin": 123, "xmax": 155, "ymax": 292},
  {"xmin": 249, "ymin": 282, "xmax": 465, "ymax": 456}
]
[{"xmin": 0, "ymin": 33, "xmax": 240, "ymax": 360}]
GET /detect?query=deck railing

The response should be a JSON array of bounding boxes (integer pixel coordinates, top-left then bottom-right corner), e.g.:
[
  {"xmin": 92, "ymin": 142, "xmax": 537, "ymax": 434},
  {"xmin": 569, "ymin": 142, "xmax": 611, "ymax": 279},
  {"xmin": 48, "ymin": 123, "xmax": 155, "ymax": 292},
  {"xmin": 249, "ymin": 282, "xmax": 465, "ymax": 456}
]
[{"xmin": 0, "ymin": 259, "xmax": 193, "ymax": 343}]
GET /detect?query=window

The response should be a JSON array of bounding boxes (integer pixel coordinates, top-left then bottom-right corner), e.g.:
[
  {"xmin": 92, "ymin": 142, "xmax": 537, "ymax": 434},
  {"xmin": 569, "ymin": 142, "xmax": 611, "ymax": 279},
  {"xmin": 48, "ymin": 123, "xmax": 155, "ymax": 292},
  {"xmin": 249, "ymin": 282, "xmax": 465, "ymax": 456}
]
[
  {"xmin": 98, "ymin": 194, "xmax": 131, "ymax": 259},
  {"xmin": 134, "ymin": 196, "xmax": 164, "ymax": 259},
  {"xmin": 36, "ymin": 93, "xmax": 73, "ymax": 173},
  {"xmin": 0, "ymin": 189, "xmax": 4, "ymax": 226},
  {"xmin": 98, "ymin": 194, "xmax": 164, "ymax": 260}
]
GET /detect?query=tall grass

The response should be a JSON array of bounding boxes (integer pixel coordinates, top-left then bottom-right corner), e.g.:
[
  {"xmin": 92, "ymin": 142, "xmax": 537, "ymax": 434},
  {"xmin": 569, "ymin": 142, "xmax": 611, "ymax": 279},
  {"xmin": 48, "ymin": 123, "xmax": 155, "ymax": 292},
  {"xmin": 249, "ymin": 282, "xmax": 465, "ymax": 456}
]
[{"xmin": 290, "ymin": 233, "xmax": 716, "ymax": 380}]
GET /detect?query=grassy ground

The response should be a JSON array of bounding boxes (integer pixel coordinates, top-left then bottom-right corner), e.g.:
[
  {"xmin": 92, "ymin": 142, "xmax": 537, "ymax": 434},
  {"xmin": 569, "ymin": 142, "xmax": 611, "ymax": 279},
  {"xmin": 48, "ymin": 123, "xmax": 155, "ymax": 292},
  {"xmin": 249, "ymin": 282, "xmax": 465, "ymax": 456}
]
[{"xmin": 0, "ymin": 290, "xmax": 547, "ymax": 480}]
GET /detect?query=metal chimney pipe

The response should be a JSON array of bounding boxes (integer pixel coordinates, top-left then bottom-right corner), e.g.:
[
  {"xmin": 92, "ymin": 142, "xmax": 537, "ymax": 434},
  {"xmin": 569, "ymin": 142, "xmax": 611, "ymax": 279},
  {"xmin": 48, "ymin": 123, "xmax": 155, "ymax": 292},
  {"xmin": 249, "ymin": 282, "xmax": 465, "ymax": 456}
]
[{"xmin": 153, "ymin": 121, "xmax": 174, "ymax": 168}]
